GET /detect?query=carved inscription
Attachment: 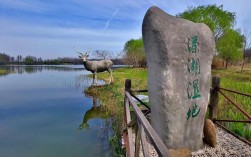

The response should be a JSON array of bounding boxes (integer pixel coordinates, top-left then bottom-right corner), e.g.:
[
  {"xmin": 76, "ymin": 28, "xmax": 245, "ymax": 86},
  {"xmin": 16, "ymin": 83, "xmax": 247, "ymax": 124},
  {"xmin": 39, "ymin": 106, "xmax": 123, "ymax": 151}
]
[{"xmin": 186, "ymin": 35, "xmax": 201, "ymax": 120}]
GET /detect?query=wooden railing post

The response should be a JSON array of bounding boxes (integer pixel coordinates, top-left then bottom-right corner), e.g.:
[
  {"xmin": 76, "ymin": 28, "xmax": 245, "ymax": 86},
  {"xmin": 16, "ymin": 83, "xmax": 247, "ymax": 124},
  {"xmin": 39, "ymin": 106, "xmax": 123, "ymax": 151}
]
[
  {"xmin": 124, "ymin": 79, "xmax": 134, "ymax": 157},
  {"xmin": 125, "ymin": 79, "xmax": 131, "ymax": 92},
  {"xmin": 135, "ymin": 122, "xmax": 140, "ymax": 157},
  {"xmin": 209, "ymin": 76, "xmax": 220, "ymax": 121}
]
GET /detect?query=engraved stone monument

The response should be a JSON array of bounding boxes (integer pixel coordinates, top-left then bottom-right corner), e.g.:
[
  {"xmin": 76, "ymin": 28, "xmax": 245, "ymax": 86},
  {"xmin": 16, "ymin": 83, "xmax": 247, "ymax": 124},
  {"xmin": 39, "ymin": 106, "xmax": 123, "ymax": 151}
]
[{"xmin": 142, "ymin": 6, "xmax": 215, "ymax": 151}]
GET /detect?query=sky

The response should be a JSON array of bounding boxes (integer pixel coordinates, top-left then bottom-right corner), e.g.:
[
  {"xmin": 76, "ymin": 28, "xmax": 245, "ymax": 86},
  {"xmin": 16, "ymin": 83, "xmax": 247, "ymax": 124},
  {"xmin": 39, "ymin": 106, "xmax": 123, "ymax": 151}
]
[{"xmin": 0, "ymin": 0, "xmax": 251, "ymax": 59}]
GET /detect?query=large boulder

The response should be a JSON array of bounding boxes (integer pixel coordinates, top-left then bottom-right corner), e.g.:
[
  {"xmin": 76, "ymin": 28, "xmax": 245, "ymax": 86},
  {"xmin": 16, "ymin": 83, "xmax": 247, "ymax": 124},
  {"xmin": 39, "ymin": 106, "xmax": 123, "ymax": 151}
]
[{"xmin": 142, "ymin": 6, "xmax": 215, "ymax": 151}]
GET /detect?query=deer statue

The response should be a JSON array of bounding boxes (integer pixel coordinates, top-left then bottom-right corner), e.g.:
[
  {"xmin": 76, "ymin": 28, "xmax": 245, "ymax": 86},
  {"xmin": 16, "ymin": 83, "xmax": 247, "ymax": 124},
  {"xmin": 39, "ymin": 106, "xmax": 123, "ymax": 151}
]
[{"xmin": 77, "ymin": 51, "xmax": 113, "ymax": 85}]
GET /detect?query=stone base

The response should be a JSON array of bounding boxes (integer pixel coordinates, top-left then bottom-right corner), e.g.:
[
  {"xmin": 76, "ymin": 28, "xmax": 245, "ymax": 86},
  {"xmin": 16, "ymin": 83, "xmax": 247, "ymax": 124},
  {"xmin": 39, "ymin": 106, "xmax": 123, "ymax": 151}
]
[{"xmin": 169, "ymin": 148, "xmax": 192, "ymax": 157}]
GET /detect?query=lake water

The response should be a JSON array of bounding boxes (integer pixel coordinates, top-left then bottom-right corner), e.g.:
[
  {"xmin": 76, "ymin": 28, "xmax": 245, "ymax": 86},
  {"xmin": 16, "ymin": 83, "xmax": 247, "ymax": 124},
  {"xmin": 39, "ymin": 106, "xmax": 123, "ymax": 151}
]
[{"xmin": 0, "ymin": 65, "xmax": 113, "ymax": 157}]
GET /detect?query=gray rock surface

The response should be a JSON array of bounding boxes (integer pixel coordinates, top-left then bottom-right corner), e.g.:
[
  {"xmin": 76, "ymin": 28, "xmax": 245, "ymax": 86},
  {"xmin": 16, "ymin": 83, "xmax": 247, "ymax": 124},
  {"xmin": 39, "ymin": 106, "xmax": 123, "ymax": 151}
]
[{"xmin": 142, "ymin": 6, "xmax": 215, "ymax": 151}]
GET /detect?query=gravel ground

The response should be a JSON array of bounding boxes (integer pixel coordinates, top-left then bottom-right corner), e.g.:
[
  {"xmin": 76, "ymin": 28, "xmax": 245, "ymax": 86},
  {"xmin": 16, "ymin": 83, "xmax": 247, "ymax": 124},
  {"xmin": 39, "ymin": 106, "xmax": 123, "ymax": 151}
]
[
  {"xmin": 130, "ymin": 126, "xmax": 251, "ymax": 157},
  {"xmin": 192, "ymin": 126, "xmax": 251, "ymax": 157}
]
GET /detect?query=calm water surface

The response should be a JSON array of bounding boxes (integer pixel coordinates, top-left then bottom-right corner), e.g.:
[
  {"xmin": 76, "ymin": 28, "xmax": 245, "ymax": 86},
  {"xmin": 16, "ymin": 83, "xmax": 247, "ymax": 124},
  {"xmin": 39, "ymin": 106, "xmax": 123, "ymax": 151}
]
[{"xmin": 0, "ymin": 65, "xmax": 113, "ymax": 157}]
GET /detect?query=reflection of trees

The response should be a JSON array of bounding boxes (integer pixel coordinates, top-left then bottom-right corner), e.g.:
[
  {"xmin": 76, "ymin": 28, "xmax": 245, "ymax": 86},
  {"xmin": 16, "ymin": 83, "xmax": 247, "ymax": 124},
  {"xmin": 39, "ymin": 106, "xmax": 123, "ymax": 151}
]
[
  {"xmin": 0, "ymin": 72, "xmax": 9, "ymax": 77},
  {"xmin": 0, "ymin": 65, "xmax": 85, "ymax": 75},
  {"xmin": 0, "ymin": 66, "xmax": 14, "ymax": 77},
  {"xmin": 24, "ymin": 66, "xmax": 43, "ymax": 74},
  {"xmin": 25, "ymin": 66, "xmax": 35, "ymax": 73},
  {"xmin": 16, "ymin": 66, "xmax": 24, "ymax": 74}
]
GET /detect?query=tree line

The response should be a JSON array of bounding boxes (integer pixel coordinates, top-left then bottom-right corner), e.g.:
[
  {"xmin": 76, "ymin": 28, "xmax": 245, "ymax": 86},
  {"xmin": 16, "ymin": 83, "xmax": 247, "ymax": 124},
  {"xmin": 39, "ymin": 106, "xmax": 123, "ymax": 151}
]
[
  {"xmin": 123, "ymin": 4, "xmax": 251, "ymax": 69},
  {"xmin": 0, "ymin": 53, "xmax": 60, "ymax": 65},
  {"xmin": 0, "ymin": 52, "xmax": 124, "ymax": 65}
]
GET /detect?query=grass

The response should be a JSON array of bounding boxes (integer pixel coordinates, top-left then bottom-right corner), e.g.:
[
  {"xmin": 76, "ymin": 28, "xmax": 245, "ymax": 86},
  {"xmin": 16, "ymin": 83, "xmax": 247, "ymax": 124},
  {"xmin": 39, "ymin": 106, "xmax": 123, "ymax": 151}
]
[
  {"xmin": 212, "ymin": 64, "xmax": 251, "ymax": 140},
  {"xmin": 84, "ymin": 68, "xmax": 147, "ymax": 156},
  {"xmin": 0, "ymin": 68, "xmax": 16, "ymax": 76},
  {"xmin": 0, "ymin": 69, "xmax": 6, "ymax": 74},
  {"xmin": 85, "ymin": 68, "xmax": 147, "ymax": 118},
  {"xmin": 85, "ymin": 64, "xmax": 251, "ymax": 153},
  {"xmin": 0, "ymin": 69, "xmax": 8, "ymax": 76}
]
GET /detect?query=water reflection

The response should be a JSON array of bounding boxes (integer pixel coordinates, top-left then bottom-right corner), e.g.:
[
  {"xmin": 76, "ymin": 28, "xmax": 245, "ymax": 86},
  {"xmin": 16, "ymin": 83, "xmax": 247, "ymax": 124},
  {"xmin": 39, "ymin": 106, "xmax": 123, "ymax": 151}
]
[
  {"xmin": 0, "ymin": 65, "xmax": 85, "ymax": 76},
  {"xmin": 75, "ymin": 75, "xmax": 94, "ymax": 90},
  {"xmin": 78, "ymin": 94, "xmax": 113, "ymax": 157},
  {"xmin": 0, "ymin": 65, "xmax": 113, "ymax": 157},
  {"xmin": 79, "ymin": 96, "xmax": 109, "ymax": 129}
]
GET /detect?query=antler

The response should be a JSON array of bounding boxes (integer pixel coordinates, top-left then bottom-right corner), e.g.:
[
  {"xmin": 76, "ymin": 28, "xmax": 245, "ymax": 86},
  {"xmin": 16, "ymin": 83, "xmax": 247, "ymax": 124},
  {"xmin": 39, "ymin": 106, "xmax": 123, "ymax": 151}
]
[
  {"xmin": 77, "ymin": 51, "xmax": 83, "ymax": 56},
  {"xmin": 75, "ymin": 48, "xmax": 83, "ymax": 56},
  {"xmin": 85, "ymin": 51, "xmax": 91, "ymax": 55}
]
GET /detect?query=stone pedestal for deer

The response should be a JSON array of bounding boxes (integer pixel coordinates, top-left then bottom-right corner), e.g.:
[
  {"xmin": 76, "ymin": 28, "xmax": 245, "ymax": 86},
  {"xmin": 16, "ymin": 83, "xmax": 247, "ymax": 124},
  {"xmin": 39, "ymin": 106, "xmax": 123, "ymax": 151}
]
[
  {"xmin": 78, "ymin": 52, "xmax": 113, "ymax": 85},
  {"xmin": 142, "ymin": 6, "xmax": 215, "ymax": 151}
]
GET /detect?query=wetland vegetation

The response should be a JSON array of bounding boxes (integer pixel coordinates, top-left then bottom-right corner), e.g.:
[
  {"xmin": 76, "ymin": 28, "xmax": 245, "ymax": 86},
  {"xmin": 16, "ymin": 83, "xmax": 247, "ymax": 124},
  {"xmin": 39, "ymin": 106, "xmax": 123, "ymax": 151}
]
[{"xmin": 86, "ymin": 64, "xmax": 251, "ymax": 148}]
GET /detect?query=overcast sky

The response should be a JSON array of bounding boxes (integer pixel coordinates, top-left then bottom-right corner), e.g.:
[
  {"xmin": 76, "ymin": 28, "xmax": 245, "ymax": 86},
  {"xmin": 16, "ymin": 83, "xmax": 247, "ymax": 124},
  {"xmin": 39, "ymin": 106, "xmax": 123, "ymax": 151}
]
[{"xmin": 0, "ymin": 0, "xmax": 250, "ymax": 59}]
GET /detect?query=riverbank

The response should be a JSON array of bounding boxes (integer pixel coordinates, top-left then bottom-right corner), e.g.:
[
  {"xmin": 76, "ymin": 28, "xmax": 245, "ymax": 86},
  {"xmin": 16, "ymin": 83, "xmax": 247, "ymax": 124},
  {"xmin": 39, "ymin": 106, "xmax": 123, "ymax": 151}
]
[
  {"xmin": 85, "ymin": 68, "xmax": 147, "ymax": 156},
  {"xmin": 85, "ymin": 68, "xmax": 147, "ymax": 118},
  {"xmin": 85, "ymin": 65, "xmax": 251, "ymax": 154}
]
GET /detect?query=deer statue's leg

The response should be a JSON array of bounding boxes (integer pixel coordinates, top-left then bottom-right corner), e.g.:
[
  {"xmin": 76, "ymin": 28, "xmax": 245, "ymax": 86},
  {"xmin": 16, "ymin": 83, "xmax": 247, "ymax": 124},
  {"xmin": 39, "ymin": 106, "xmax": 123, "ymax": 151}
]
[
  {"xmin": 108, "ymin": 68, "xmax": 113, "ymax": 84},
  {"xmin": 92, "ymin": 73, "xmax": 95, "ymax": 85},
  {"xmin": 94, "ymin": 72, "xmax": 98, "ymax": 85},
  {"xmin": 110, "ymin": 71, "xmax": 113, "ymax": 83}
]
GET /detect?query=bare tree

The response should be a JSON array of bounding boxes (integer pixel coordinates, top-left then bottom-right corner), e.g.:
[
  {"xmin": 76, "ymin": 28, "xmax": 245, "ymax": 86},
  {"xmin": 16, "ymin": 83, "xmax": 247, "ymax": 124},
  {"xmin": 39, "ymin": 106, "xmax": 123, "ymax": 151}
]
[
  {"xmin": 94, "ymin": 50, "xmax": 112, "ymax": 59},
  {"xmin": 241, "ymin": 28, "xmax": 251, "ymax": 72},
  {"xmin": 111, "ymin": 51, "xmax": 124, "ymax": 60}
]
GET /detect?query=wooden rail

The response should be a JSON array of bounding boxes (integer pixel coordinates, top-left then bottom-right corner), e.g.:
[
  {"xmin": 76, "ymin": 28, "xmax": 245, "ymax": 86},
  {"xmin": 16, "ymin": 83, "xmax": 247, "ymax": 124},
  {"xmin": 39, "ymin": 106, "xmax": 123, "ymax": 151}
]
[
  {"xmin": 123, "ymin": 79, "xmax": 171, "ymax": 157},
  {"xmin": 209, "ymin": 76, "xmax": 251, "ymax": 146},
  {"xmin": 123, "ymin": 76, "xmax": 251, "ymax": 156}
]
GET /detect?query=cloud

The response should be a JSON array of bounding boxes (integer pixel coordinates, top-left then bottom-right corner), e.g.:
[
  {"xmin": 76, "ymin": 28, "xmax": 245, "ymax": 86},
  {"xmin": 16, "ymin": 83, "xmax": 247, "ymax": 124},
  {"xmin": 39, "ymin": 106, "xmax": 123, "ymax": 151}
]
[
  {"xmin": 0, "ymin": 18, "xmax": 140, "ymax": 59},
  {"xmin": 0, "ymin": 0, "xmax": 53, "ymax": 13},
  {"xmin": 104, "ymin": 9, "xmax": 119, "ymax": 30},
  {"xmin": 1, "ymin": 0, "xmax": 251, "ymax": 59}
]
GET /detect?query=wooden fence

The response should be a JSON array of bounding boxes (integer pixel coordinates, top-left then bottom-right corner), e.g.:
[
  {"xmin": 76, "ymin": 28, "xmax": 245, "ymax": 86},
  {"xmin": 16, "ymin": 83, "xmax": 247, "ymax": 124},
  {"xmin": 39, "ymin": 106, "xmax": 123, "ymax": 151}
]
[
  {"xmin": 123, "ymin": 76, "xmax": 251, "ymax": 157},
  {"xmin": 209, "ymin": 76, "xmax": 251, "ymax": 146},
  {"xmin": 123, "ymin": 79, "xmax": 171, "ymax": 157}
]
